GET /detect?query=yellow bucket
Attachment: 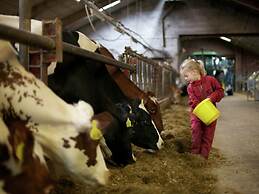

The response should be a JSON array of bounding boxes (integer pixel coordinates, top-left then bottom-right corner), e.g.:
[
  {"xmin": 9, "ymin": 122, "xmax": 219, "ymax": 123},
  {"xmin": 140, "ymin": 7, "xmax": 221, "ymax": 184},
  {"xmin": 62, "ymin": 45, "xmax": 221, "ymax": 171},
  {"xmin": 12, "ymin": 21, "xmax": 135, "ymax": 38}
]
[{"xmin": 193, "ymin": 98, "xmax": 220, "ymax": 125}]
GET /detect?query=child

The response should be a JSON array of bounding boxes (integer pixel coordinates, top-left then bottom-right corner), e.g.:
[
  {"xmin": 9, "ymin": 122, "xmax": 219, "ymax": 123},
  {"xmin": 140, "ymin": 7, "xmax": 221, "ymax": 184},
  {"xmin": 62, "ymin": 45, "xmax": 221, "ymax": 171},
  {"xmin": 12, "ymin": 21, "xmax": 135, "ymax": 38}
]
[{"xmin": 180, "ymin": 59, "xmax": 224, "ymax": 159}]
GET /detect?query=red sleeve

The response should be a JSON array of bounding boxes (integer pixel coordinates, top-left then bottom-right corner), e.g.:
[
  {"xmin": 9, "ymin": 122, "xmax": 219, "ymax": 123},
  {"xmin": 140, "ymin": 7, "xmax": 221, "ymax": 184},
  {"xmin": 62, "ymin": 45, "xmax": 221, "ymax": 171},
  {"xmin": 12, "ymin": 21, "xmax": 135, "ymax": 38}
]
[
  {"xmin": 187, "ymin": 85, "xmax": 200, "ymax": 109},
  {"xmin": 208, "ymin": 76, "xmax": 224, "ymax": 103}
]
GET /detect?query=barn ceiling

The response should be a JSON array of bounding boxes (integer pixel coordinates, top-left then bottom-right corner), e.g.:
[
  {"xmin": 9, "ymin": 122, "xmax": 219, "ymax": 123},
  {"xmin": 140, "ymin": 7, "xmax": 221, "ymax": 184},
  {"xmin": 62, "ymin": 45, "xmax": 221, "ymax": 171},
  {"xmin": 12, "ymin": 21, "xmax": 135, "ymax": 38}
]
[
  {"xmin": 0, "ymin": 0, "xmax": 120, "ymax": 27},
  {"xmin": 0, "ymin": 0, "xmax": 259, "ymax": 56}
]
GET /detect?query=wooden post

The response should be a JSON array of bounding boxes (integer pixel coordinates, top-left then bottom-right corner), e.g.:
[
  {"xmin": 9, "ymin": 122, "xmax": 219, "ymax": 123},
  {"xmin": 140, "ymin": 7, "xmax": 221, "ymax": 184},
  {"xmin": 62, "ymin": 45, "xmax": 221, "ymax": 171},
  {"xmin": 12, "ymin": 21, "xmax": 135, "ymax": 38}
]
[{"xmin": 19, "ymin": 0, "xmax": 31, "ymax": 70}]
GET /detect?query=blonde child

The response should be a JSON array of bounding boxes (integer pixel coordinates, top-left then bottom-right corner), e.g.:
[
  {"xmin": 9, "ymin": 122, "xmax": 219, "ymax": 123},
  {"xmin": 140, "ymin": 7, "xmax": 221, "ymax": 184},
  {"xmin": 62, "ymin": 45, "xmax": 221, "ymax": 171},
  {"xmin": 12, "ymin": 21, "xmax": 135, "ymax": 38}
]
[{"xmin": 180, "ymin": 59, "xmax": 224, "ymax": 159}]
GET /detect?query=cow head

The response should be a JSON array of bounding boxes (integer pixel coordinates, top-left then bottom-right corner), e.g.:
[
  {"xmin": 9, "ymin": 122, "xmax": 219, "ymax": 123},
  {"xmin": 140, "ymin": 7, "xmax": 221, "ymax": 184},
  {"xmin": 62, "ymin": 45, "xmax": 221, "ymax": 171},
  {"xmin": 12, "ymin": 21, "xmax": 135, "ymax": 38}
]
[
  {"xmin": 127, "ymin": 99, "xmax": 164, "ymax": 151},
  {"xmin": 115, "ymin": 101, "xmax": 163, "ymax": 152},
  {"xmin": 0, "ymin": 116, "xmax": 53, "ymax": 194},
  {"xmin": 33, "ymin": 118, "xmax": 109, "ymax": 186},
  {"xmin": 93, "ymin": 111, "xmax": 136, "ymax": 167},
  {"xmin": 142, "ymin": 91, "xmax": 164, "ymax": 133}
]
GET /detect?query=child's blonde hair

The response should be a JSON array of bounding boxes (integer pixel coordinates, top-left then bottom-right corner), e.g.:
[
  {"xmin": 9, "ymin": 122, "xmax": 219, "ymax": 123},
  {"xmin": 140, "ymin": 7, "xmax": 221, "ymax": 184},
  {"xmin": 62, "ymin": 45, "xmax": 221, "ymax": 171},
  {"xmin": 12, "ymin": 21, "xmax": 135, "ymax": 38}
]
[{"xmin": 180, "ymin": 59, "xmax": 206, "ymax": 76}]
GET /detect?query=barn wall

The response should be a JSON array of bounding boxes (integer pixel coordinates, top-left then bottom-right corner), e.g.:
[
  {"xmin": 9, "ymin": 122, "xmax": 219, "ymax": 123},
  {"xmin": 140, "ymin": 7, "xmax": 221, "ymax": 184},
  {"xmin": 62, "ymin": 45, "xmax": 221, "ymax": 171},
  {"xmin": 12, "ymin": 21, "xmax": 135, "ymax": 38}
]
[
  {"xmin": 79, "ymin": 0, "xmax": 259, "ymax": 84},
  {"xmin": 235, "ymin": 49, "xmax": 259, "ymax": 91}
]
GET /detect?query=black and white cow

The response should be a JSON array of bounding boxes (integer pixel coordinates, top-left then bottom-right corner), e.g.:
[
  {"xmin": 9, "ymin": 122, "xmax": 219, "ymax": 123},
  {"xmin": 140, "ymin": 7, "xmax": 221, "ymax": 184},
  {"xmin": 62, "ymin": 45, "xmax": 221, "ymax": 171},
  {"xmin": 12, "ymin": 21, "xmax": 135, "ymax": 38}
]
[{"xmin": 48, "ymin": 32, "xmax": 135, "ymax": 165}]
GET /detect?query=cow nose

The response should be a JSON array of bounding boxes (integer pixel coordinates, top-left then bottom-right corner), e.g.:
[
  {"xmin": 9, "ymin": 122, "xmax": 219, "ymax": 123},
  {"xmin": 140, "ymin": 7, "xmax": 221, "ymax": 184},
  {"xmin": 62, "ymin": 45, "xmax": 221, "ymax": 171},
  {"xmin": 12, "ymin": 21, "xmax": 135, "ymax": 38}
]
[{"xmin": 157, "ymin": 135, "xmax": 164, "ymax": 150}]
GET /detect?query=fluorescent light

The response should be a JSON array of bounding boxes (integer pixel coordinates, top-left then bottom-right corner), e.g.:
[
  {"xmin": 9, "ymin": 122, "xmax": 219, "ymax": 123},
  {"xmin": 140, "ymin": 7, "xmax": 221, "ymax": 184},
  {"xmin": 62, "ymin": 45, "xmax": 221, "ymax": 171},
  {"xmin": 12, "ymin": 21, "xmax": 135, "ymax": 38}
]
[
  {"xmin": 220, "ymin": 36, "xmax": 231, "ymax": 42},
  {"xmin": 99, "ymin": 0, "xmax": 121, "ymax": 11},
  {"xmin": 75, "ymin": 0, "xmax": 80, "ymax": 2}
]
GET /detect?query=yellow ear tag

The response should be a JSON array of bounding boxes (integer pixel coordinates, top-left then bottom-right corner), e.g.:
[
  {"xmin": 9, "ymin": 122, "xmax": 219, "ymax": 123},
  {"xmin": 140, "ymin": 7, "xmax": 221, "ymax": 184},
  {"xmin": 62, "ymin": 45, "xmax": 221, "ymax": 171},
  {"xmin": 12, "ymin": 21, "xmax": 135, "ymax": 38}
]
[
  {"xmin": 16, "ymin": 142, "xmax": 25, "ymax": 161},
  {"xmin": 141, "ymin": 99, "xmax": 145, "ymax": 106},
  {"xmin": 126, "ymin": 117, "xmax": 132, "ymax": 128},
  {"xmin": 90, "ymin": 120, "xmax": 103, "ymax": 140}
]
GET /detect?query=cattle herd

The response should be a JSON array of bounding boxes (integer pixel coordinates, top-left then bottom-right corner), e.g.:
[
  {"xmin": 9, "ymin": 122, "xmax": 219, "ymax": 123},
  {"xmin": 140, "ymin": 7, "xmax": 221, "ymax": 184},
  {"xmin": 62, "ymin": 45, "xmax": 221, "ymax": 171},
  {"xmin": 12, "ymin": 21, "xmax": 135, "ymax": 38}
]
[{"xmin": 0, "ymin": 15, "xmax": 164, "ymax": 194}]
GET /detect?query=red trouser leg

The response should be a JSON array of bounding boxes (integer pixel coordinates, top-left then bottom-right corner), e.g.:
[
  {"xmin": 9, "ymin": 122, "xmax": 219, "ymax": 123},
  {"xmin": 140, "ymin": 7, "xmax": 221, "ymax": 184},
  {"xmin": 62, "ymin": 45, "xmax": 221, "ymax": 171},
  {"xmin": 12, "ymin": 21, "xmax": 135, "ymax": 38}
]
[
  {"xmin": 200, "ymin": 120, "xmax": 217, "ymax": 159},
  {"xmin": 190, "ymin": 115, "xmax": 203, "ymax": 155}
]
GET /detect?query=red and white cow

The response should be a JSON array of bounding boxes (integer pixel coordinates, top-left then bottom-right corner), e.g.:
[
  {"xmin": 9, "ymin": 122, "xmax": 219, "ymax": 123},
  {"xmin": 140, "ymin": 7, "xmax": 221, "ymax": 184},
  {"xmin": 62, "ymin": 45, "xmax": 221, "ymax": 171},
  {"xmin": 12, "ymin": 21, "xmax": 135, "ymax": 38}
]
[{"xmin": 0, "ymin": 37, "xmax": 109, "ymax": 186}]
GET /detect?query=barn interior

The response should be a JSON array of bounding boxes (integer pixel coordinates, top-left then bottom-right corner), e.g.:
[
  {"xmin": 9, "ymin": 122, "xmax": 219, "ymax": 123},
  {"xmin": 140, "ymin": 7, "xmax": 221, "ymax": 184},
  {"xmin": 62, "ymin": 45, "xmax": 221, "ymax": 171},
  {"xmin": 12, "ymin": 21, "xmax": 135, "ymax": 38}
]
[{"xmin": 0, "ymin": 0, "xmax": 259, "ymax": 194}]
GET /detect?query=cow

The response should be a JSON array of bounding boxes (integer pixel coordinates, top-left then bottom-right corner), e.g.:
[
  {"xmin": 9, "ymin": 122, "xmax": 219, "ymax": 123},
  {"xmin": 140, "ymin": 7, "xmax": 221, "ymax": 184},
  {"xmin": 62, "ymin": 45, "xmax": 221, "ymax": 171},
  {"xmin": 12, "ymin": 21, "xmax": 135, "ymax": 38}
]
[
  {"xmin": 47, "ymin": 32, "xmax": 135, "ymax": 166},
  {"xmin": 0, "ymin": 116, "xmax": 53, "ymax": 194},
  {"xmin": 48, "ymin": 31, "xmax": 164, "ymax": 165},
  {"xmin": 0, "ymin": 39, "xmax": 109, "ymax": 186}
]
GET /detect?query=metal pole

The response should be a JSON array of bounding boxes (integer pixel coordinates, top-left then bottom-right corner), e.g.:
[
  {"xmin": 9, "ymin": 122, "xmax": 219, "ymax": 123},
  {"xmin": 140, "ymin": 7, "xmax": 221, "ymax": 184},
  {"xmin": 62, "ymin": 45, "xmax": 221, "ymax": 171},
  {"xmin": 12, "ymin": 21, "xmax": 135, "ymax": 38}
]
[
  {"xmin": 19, "ymin": 0, "xmax": 31, "ymax": 70},
  {"xmin": 0, "ymin": 24, "xmax": 134, "ymax": 71}
]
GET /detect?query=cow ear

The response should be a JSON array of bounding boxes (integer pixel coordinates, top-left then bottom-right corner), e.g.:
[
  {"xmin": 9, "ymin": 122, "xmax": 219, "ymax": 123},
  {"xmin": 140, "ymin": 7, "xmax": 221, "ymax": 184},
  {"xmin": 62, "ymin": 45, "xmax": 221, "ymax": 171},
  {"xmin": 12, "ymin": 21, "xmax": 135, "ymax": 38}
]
[{"xmin": 92, "ymin": 112, "xmax": 113, "ymax": 135}]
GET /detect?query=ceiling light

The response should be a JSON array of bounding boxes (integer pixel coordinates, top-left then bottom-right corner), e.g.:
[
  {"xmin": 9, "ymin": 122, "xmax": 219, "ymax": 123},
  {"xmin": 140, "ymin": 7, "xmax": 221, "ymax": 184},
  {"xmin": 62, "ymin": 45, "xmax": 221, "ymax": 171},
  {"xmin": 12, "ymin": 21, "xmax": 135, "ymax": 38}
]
[
  {"xmin": 99, "ymin": 0, "xmax": 121, "ymax": 11},
  {"xmin": 220, "ymin": 36, "xmax": 231, "ymax": 42}
]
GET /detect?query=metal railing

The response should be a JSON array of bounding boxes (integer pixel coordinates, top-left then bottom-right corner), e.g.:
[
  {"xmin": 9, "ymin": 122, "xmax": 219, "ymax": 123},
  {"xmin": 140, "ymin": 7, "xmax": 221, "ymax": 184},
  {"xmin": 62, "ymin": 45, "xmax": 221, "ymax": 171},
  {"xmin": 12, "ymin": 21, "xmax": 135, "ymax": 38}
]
[{"xmin": 120, "ymin": 47, "xmax": 178, "ymax": 100}]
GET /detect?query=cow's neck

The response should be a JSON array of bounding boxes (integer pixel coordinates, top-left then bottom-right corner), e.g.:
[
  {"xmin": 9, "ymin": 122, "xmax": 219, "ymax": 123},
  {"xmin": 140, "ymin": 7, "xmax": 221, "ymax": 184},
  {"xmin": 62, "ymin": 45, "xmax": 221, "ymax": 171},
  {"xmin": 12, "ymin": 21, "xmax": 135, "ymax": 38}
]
[{"xmin": 112, "ymin": 70, "xmax": 145, "ymax": 100}]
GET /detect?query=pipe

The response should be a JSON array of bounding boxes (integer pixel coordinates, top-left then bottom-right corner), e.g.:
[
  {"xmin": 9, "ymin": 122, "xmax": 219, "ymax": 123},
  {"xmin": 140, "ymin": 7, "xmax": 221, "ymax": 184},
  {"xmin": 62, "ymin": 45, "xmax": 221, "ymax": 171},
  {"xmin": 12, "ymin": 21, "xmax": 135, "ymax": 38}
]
[
  {"xmin": 0, "ymin": 24, "xmax": 134, "ymax": 71},
  {"xmin": 19, "ymin": 0, "xmax": 31, "ymax": 69}
]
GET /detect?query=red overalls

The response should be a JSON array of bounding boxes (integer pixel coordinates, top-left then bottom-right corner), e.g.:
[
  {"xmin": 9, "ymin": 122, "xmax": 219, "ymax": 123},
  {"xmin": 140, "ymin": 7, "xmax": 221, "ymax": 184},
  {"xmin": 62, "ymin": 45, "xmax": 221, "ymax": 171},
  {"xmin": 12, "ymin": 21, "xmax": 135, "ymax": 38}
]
[{"xmin": 187, "ymin": 75, "xmax": 224, "ymax": 159}]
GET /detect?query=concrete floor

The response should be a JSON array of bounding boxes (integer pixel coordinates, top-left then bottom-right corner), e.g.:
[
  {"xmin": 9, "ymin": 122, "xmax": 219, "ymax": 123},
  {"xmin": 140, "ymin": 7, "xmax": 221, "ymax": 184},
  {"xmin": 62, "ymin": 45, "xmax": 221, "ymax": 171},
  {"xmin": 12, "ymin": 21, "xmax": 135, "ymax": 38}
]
[{"xmin": 213, "ymin": 93, "xmax": 259, "ymax": 194}]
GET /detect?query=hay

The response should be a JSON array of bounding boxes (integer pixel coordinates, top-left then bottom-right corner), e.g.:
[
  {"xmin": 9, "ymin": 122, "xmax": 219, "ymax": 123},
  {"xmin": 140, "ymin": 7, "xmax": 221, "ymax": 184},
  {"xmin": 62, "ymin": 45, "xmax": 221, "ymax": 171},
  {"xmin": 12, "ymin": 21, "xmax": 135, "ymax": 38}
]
[{"xmin": 51, "ymin": 98, "xmax": 225, "ymax": 194}]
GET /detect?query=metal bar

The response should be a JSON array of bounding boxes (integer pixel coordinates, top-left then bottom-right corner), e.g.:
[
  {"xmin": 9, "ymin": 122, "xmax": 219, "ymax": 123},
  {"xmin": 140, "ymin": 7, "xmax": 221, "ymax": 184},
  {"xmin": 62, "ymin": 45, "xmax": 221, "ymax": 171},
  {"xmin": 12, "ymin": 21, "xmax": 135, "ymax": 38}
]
[
  {"xmin": 19, "ymin": 0, "xmax": 31, "ymax": 69},
  {"xmin": 0, "ymin": 24, "xmax": 55, "ymax": 49},
  {"xmin": 62, "ymin": 43, "xmax": 134, "ymax": 70},
  {"xmin": 0, "ymin": 24, "xmax": 134, "ymax": 71}
]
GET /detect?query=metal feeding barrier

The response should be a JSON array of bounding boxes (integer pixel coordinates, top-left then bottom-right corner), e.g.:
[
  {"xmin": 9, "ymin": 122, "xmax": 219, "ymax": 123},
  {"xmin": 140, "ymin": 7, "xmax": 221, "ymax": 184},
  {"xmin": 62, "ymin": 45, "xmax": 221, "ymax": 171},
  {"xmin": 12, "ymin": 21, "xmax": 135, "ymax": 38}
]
[
  {"xmin": 120, "ymin": 47, "xmax": 177, "ymax": 100},
  {"xmin": 0, "ymin": 22, "xmax": 135, "ymax": 74}
]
